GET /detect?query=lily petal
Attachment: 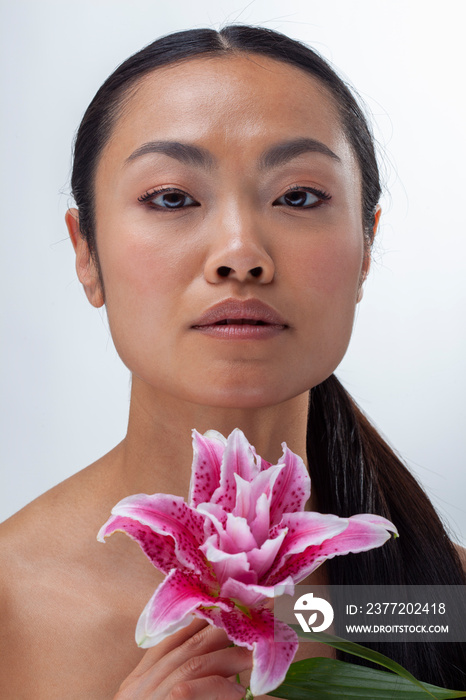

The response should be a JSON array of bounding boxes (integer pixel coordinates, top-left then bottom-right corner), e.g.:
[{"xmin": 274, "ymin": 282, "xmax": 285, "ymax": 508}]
[
  {"xmin": 199, "ymin": 507, "xmax": 258, "ymax": 554},
  {"xmin": 224, "ymin": 513, "xmax": 258, "ymax": 552},
  {"xmin": 345, "ymin": 512, "xmax": 399, "ymax": 535},
  {"xmin": 249, "ymin": 491, "xmax": 272, "ymax": 547},
  {"xmin": 265, "ymin": 511, "xmax": 348, "ymax": 582},
  {"xmin": 136, "ymin": 569, "xmax": 229, "ymax": 647},
  {"xmin": 189, "ymin": 429, "xmax": 225, "ymax": 508},
  {"xmin": 269, "ymin": 443, "xmax": 311, "ymax": 525},
  {"xmin": 199, "ymin": 604, "xmax": 298, "ymax": 696},
  {"xmin": 220, "ymin": 576, "xmax": 295, "ymax": 607},
  {"xmin": 268, "ymin": 512, "xmax": 397, "ymax": 585},
  {"xmin": 211, "ymin": 429, "xmax": 259, "ymax": 510},
  {"xmin": 197, "ymin": 501, "xmax": 228, "ymax": 541},
  {"xmin": 233, "ymin": 465, "xmax": 283, "ymax": 533},
  {"xmin": 200, "ymin": 536, "xmax": 254, "ymax": 585},
  {"xmin": 98, "ymin": 515, "xmax": 180, "ymax": 575},
  {"xmin": 101, "ymin": 493, "xmax": 211, "ymax": 578},
  {"xmin": 246, "ymin": 526, "xmax": 288, "ymax": 580}
]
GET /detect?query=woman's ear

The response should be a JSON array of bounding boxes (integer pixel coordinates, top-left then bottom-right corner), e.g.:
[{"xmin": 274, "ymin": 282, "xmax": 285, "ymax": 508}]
[
  {"xmin": 65, "ymin": 208, "xmax": 104, "ymax": 308},
  {"xmin": 357, "ymin": 205, "xmax": 381, "ymax": 303}
]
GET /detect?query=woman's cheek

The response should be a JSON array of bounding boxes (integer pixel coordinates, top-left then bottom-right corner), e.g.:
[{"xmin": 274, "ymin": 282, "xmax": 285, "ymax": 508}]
[
  {"xmin": 99, "ymin": 233, "xmax": 183, "ymax": 361},
  {"xmin": 287, "ymin": 230, "xmax": 363, "ymax": 301}
]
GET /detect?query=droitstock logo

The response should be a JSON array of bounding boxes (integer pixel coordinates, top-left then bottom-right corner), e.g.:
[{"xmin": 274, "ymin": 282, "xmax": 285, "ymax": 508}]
[
  {"xmin": 275, "ymin": 584, "xmax": 465, "ymax": 643},
  {"xmin": 294, "ymin": 592, "xmax": 334, "ymax": 633}
]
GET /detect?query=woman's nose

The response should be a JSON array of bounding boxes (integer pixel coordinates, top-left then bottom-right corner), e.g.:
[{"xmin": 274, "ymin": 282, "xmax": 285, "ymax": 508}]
[{"xmin": 203, "ymin": 213, "xmax": 275, "ymax": 285}]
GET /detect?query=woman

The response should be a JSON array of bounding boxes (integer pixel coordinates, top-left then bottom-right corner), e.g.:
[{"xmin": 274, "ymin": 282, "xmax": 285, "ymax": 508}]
[{"xmin": 0, "ymin": 25, "xmax": 465, "ymax": 699}]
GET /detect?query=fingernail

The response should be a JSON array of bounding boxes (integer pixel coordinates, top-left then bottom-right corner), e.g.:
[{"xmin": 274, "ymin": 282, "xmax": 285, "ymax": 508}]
[{"xmin": 234, "ymin": 683, "xmax": 246, "ymax": 695}]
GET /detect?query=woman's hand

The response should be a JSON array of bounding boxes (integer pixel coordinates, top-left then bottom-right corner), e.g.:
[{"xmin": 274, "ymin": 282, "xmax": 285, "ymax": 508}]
[{"xmin": 114, "ymin": 618, "xmax": 251, "ymax": 700}]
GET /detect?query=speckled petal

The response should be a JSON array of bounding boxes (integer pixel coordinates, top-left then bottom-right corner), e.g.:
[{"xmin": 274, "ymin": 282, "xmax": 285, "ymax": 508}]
[
  {"xmin": 278, "ymin": 511, "xmax": 348, "ymax": 555},
  {"xmin": 269, "ymin": 443, "xmax": 311, "ymax": 525},
  {"xmin": 136, "ymin": 569, "xmax": 229, "ymax": 647},
  {"xmin": 98, "ymin": 515, "xmax": 179, "ymax": 574},
  {"xmin": 200, "ymin": 604, "xmax": 298, "ymax": 696},
  {"xmin": 99, "ymin": 493, "xmax": 211, "ymax": 578},
  {"xmin": 264, "ymin": 511, "xmax": 348, "ymax": 583},
  {"xmin": 267, "ymin": 512, "xmax": 397, "ymax": 585},
  {"xmin": 197, "ymin": 501, "xmax": 228, "ymax": 540},
  {"xmin": 188, "ymin": 429, "xmax": 226, "ymax": 508}
]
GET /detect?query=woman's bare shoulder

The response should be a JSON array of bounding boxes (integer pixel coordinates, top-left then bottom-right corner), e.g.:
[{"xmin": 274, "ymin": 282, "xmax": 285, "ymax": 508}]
[
  {"xmin": 0, "ymin": 441, "xmax": 125, "ymax": 552},
  {"xmin": 0, "ymin": 441, "xmax": 133, "ymax": 612},
  {"xmin": 0, "ymin": 482, "xmax": 83, "ymax": 695},
  {"xmin": 0, "ymin": 457, "xmax": 109, "ymax": 565},
  {"xmin": 0, "ymin": 459, "xmax": 110, "ymax": 644},
  {"xmin": 0, "ymin": 447, "xmax": 155, "ymax": 698}
]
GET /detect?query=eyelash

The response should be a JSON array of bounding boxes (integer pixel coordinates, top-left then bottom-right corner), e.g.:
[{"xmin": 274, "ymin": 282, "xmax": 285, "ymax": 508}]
[
  {"xmin": 274, "ymin": 185, "xmax": 331, "ymax": 208},
  {"xmin": 137, "ymin": 185, "xmax": 331, "ymax": 209},
  {"xmin": 137, "ymin": 187, "xmax": 198, "ymax": 207}
]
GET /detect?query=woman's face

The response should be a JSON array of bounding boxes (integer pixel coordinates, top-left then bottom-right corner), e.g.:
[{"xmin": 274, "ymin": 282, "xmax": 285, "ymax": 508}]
[{"xmin": 78, "ymin": 54, "xmax": 370, "ymax": 408}]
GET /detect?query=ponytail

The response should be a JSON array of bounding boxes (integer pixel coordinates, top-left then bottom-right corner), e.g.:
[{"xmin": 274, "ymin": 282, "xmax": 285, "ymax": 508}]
[{"xmin": 307, "ymin": 374, "xmax": 466, "ymax": 688}]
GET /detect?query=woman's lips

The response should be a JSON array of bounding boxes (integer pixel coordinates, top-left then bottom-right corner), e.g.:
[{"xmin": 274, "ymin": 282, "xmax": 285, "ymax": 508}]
[{"xmin": 191, "ymin": 298, "xmax": 288, "ymax": 339}]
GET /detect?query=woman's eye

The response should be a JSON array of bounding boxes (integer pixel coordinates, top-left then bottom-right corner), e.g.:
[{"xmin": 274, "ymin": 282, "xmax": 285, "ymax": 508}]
[
  {"xmin": 273, "ymin": 187, "xmax": 330, "ymax": 208},
  {"xmin": 138, "ymin": 188, "xmax": 199, "ymax": 209}
]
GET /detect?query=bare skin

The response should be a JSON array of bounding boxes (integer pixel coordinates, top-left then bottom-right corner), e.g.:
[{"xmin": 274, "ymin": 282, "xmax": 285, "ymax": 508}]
[{"xmin": 1, "ymin": 53, "xmax": 462, "ymax": 698}]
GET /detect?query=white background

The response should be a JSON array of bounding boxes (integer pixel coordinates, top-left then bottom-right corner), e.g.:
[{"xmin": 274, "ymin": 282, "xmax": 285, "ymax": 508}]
[{"xmin": 1, "ymin": 0, "xmax": 465, "ymax": 543}]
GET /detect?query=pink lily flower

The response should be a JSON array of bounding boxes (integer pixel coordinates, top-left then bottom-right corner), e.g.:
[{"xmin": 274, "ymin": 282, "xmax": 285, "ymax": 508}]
[{"xmin": 98, "ymin": 429, "xmax": 397, "ymax": 696}]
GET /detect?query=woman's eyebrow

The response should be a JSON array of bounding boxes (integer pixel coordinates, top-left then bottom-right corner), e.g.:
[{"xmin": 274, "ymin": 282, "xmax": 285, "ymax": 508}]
[
  {"xmin": 258, "ymin": 138, "xmax": 341, "ymax": 169},
  {"xmin": 124, "ymin": 137, "xmax": 340, "ymax": 169},
  {"xmin": 125, "ymin": 141, "xmax": 215, "ymax": 169}
]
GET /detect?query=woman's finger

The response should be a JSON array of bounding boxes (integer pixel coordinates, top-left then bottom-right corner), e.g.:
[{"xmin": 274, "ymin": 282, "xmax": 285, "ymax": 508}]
[
  {"xmin": 153, "ymin": 644, "xmax": 251, "ymax": 696},
  {"xmin": 136, "ymin": 620, "xmax": 234, "ymax": 679},
  {"xmin": 115, "ymin": 620, "xmax": 251, "ymax": 698},
  {"xmin": 160, "ymin": 675, "xmax": 246, "ymax": 700},
  {"xmin": 127, "ymin": 617, "xmax": 210, "ymax": 677}
]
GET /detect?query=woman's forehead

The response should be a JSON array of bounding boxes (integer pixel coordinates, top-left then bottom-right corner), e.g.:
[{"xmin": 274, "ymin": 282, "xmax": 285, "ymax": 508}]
[{"xmin": 101, "ymin": 54, "xmax": 351, "ymax": 167}]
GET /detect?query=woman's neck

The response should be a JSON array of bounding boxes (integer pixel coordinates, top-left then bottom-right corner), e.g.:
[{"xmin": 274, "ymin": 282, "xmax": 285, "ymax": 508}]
[{"xmin": 114, "ymin": 374, "xmax": 313, "ymax": 505}]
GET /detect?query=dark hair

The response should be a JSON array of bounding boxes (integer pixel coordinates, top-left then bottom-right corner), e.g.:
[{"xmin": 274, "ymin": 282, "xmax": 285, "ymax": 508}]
[
  {"xmin": 308, "ymin": 376, "xmax": 466, "ymax": 687},
  {"xmin": 70, "ymin": 26, "xmax": 466, "ymax": 688}
]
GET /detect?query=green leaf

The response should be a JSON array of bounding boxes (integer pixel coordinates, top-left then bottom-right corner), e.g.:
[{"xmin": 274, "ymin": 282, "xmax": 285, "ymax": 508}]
[
  {"xmin": 264, "ymin": 629, "xmax": 466, "ymax": 700},
  {"xmin": 290, "ymin": 628, "xmax": 432, "ymax": 694},
  {"xmin": 267, "ymin": 657, "xmax": 466, "ymax": 700}
]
